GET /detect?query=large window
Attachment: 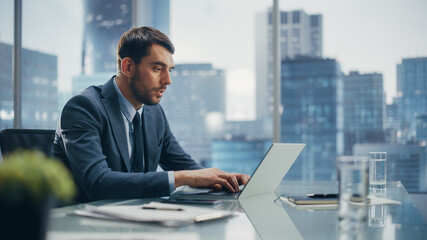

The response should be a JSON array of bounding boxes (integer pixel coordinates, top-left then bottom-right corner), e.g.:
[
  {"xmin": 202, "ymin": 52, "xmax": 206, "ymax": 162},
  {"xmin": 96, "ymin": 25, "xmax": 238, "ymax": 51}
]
[
  {"xmin": 0, "ymin": 1, "xmax": 14, "ymax": 129},
  {"xmin": 0, "ymin": 0, "xmax": 82, "ymax": 130},
  {"xmin": 169, "ymin": 0, "xmax": 427, "ymax": 193},
  {"xmin": 21, "ymin": 0, "xmax": 83, "ymax": 129},
  {"xmin": 1, "ymin": 0, "xmax": 427, "ymax": 193}
]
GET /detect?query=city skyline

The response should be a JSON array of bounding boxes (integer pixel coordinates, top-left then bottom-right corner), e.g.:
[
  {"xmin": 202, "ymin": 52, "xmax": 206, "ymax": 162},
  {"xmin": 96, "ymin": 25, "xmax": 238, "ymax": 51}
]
[
  {"xmin": 0, "ymin": 42, "xmax": 58, "ymax": 130},
  {"xmin": 255, "ymin": 9, "xmax": 323, "ymax": 120},
  {"xmin": 0, "ymin": 0, "xmax": 427, "ymax": 120},
  {"xmin": 172, "ymin": 0, "xmax": 427, "ymax": 119},
  {"xmin": 0, "ymin": 0, "xmax": 426, "ymax": 193},
  {"xmin": 281, "ymin": 57, "xmax": 341, "ymax": 181}
]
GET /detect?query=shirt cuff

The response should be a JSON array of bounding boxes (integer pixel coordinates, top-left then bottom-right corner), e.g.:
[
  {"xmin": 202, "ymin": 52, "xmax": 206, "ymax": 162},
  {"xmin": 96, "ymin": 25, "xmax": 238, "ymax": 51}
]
[{"xmin": 167, "ymin": 171, "xmax": 175, "ymax": 194}]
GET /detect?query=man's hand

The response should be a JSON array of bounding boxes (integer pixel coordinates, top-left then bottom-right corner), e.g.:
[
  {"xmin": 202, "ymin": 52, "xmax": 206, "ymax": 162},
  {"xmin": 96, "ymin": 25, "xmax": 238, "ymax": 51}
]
[{"xmin": 174, "ymin": 168, "xmax": 250, "ymax": 193}]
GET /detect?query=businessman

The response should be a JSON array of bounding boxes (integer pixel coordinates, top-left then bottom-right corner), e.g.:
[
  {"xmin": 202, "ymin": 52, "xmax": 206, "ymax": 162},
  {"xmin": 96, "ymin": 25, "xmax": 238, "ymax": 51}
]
[{"xmin": 54, "ymin": 26, "xmax": 249, "ymax": 202}]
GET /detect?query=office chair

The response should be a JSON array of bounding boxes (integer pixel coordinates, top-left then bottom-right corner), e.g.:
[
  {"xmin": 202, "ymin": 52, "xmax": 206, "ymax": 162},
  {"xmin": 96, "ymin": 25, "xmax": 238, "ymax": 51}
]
[
  {"xmin": 0, "ymin": 129, "xmax": 56, "ymax": 158},
  {"xmin": 0, "ymin": 128, "xmax": 77, "ymax": 206}
]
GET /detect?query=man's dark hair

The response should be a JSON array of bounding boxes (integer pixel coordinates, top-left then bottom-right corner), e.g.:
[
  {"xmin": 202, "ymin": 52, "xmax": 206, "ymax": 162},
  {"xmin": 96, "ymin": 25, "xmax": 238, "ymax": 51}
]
[{"xmin": 117, "ymin": 26, "xmax": 175, "ymax": 71}]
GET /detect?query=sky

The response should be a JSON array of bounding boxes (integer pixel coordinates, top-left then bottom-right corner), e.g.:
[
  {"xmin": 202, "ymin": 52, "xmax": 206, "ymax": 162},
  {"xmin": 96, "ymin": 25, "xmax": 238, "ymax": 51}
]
[
  {"xmin": 1, "ymin": 0, "xmax": 427, "ymax": 120},
  {"xmin": 0, "ymin": 0, "xmax": 83, "ymax": 96},
  {"xmin": 171, "ymin": 0, "xmax": 427, "ymax": 119}
]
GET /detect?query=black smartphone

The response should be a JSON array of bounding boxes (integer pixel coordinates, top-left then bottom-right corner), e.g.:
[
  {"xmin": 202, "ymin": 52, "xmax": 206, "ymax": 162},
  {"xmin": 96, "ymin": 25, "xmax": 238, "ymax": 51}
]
[{"xmin": 161, "ymin": 198, "xmax": 221, "ymax": 205}]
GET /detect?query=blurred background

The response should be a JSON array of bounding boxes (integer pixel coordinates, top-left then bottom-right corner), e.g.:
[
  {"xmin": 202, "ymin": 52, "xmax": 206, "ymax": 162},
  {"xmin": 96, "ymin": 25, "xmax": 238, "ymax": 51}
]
[{"xmin": 1, "ymin": 0, "xmax": 426, "ymax": 194}]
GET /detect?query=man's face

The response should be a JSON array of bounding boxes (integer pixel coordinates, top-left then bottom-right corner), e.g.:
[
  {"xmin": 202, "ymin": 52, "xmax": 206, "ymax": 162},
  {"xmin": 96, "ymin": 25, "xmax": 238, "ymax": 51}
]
[{"xmin": 129, "ymin": 44, "xmax": 174, "ymax": 106}]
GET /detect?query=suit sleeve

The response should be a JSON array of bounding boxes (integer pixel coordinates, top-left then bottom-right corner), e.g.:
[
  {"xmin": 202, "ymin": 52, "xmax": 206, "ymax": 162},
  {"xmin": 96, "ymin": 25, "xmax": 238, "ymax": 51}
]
[
  {"xmin": 56, "ymin": 95, "xmax": 170, "ymax": 201},
  {"xmin": 157, "ymin": 105, "xmax": 204, "ymax": 171}
]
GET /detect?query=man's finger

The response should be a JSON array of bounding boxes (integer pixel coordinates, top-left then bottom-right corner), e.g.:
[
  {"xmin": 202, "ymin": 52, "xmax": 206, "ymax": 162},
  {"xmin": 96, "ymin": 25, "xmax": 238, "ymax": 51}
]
[
  {"xmin": 216, "ymin": 178, "xmax": 235, "ymax": 193},
  {"xmin": 229, "ymin": 174, "xmax": 239, "ymax": 192},
  {"xmin": 220, "ymin": 174, "xmax": 239, "ymax": 192},
  {"xmin": 237, "ymin": 174, "xmax": 250, "ymax": 185}
]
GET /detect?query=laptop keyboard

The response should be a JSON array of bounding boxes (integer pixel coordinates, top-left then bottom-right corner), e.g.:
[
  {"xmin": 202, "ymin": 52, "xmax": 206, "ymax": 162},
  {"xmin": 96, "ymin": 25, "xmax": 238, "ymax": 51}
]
[{"xmin": 178, "ymin": 185, "xmax": 244, "ymax": 197}]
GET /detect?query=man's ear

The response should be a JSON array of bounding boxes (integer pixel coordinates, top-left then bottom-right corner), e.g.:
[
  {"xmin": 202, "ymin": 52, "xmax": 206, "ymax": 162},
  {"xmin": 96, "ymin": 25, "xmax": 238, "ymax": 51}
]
[{"xmin": 120, "ymin": 57, "xmax": 134, "ymax": 78}]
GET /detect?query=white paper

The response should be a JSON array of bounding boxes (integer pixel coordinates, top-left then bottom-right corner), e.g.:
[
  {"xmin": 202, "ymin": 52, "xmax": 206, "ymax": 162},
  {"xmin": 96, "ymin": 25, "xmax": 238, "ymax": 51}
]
[
  {"xmin": 47, "ymin": 232, "xmax": 199, "ymax": 240},
  {"xmin": 75, "ymin": 201, "xmax": 235, "ymax": 227},
  {"xmin": 368, "ymin": 195, "xmax": 401, "ymax": 205}
]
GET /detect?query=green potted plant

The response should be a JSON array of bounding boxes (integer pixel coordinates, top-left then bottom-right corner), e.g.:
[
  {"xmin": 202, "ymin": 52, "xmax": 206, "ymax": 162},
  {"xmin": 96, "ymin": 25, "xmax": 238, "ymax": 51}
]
[{"xmin": 0, "ymin": 150, "xmax": 76, "ymax": 240}]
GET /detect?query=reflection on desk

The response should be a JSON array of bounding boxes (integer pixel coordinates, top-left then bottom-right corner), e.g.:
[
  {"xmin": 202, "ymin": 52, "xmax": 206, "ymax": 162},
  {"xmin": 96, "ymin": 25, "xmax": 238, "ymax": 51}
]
[
  {"xmin": 276, "ymin": 181, "xmax": 427, "ymax": 240},
  {"xmin": 49, "ymin": 181, "xmax": 426, "ymax": 240},
  {"xmin": 239, "ymin": 192, "xmax": 303, "ymax": 239}
]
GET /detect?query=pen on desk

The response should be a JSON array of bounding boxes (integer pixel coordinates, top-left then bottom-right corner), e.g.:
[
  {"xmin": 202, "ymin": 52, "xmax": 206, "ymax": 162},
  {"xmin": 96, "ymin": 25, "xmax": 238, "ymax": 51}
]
[
  {"xmin": 142, "ymin": 206, "xmax": 184, "ymax": 211},
  {"xmin": 306, "ymin": 193, "xmax": 339, "ymax": 198}
]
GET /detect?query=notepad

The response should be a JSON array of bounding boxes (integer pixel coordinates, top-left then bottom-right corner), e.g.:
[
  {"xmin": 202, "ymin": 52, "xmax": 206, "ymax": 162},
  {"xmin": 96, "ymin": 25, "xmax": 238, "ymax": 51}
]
[
  {"xmin": 287, "ymin": 195, "xmax": 338, "ymax": 205},
  {"xmin": 279, "ymin": 194, "xmax": 401, "ymax": 210}
]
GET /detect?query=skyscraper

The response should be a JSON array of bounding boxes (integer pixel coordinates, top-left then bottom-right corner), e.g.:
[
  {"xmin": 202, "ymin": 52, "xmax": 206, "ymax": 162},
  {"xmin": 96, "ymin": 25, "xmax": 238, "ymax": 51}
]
[
  {"xmin": 72, "ymin": 73, "xmax": 112, "ymax": 95},
  {"xmin": 0, "ymin": 42, "xmax": 58, "ymax": 130},
  {"xmin": 81, "ymin": 0, "xmax": 170, "ymax": 75},
  {"xmin": 161, "ymin": 63, "xmax": 226, "ymax": 164},
  {"xmin": 255, "ymin": 9, "xmax": 323, "ymax": 120},
  {"xmin": 396, "ymin": 57, "xmax": 427, "ymax": 143},
  {"xmin": 82, "ymin": 0, "xmax": 132, "ymax": 75},
  {"xmin": 416, "ymin": 114, "xmax": 427, "ymax": 144},
  {"xmin": 223, "ymin": 119, "xmax": 272, "ymax": 140},
  {"xmin": 211, "ymin": 138, "xmax": 271, "ymax": 175},
  {"xmin": 343, "ymin": 71, "xmax": 385, "ymax": 154},
  {"xmin": 281, "ymin": 57, "xmax": 342, "ymax": 181},
  {"xmin": 385, "ymin": 101, "xmax": 399, "ymax": 144}
]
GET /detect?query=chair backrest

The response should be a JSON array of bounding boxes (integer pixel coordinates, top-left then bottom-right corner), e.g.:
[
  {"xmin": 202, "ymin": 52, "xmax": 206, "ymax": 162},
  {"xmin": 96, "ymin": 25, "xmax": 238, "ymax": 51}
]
[{"xmin": 0, "ymin": 129, "xmax": 56, "ymax": 159}]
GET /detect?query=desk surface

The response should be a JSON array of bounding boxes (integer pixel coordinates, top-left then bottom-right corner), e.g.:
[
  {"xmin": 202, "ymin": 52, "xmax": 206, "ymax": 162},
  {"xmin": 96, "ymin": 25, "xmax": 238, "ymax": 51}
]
[{"xmin": 49, "ymin": 181, "xmax": 426, "ymax": 240}]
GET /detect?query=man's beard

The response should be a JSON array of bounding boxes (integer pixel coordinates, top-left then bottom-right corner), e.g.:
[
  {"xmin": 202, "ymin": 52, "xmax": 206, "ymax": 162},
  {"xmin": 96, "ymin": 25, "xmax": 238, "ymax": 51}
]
[{"xmin": 130, "ymin": 70, "xmax": 160, "ymax": 106}]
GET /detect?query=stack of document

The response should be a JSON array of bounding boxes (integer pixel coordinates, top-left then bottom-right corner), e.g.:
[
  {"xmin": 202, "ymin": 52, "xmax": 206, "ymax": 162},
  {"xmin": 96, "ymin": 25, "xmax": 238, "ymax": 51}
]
[
  {"xmin": 279, "ymin": 196, "xmax": 339, "ymax": 210},
  {"xmin": 74, "ymin": 202, "xmax": 235, "ymax": 227},
  {"xmin": 47, "ymin": 232, "xmax": 200, "ymax": 240},
  {"xmin": 279, "ymin": 194, "xmax": 401, "ymax": 210}
]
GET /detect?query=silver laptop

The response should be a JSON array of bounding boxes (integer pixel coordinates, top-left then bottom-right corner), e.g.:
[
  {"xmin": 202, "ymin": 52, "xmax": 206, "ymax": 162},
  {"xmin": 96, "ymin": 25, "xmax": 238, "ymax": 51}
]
[{"xmin": 176, "ymin": 143, "xmax": 305, "ymax": 199}]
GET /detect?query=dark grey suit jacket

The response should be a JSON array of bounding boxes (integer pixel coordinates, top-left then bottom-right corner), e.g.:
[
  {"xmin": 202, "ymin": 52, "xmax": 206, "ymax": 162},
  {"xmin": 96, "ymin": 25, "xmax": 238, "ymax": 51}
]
[{"xmin": 54, "ymin": 77, "xmax": 203, "ymax": 202}]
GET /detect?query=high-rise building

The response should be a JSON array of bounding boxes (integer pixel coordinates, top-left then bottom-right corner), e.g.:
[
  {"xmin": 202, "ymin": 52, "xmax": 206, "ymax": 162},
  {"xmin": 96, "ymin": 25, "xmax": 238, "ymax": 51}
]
[
  {"xmin": 416, "ymin": 114, "xmax": 427, "ymax": 144},
  {"xmin": 0, "ymin": 42, "xmax": 58, "ymax": 130},
  {"xmin": 161, "ymin": 63, "xmax": 226, "ymax": 164},
  {"xmin": 82, "ymin": 0, "xmax": 132, "ymax": 75},
  {"xmin": 343, "ymin": 71, "xmax": 385, "ymax": 154},
  {"xmin": 81, "ymin": 0, "xmax": 170, "ymax": 75},
  {"xmin": 134, "ymin": 0, "xmax": 170, "ymax": 36},
  {"xmin": 255, "ymin": 9, "xmax": 322, "ymax": 120},
  {"xmin": 385, "ymin": 101, "xmax": 399, "ymax": 144},
  {"xmin": 211, "ymin": 138, "xmax": 271, "ymax": 175},
  {"xmin": 281, "ymin": 57, "xmax": 342, "ymax": 181},
  {"xmin": 223, "ymin": 119, "xmax": 272, "ymax": 140},
  {"xmin": 396, "ymin": 57, "xmax": 427, "ymax": 143},
  {"xmin": 57, "ymin": 89, "xmax": 72, "ymax": 115},
  {"xmin": 72, "ymin": 73, "xmax": 112, "ymax": 95},
  {"xmin": 354, "ymin": 143, "xmax": 427, "ymax": 193}
]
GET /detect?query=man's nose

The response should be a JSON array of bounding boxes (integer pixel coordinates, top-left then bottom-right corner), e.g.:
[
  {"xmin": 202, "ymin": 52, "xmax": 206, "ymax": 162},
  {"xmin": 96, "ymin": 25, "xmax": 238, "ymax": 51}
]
[{"xmin": 162, "ymin": 71, "xmax": 172, "ymax": 85}]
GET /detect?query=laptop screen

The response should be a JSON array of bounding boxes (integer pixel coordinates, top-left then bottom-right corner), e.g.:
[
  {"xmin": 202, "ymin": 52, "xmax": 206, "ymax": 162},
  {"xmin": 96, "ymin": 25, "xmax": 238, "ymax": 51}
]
[
  {"xmin": 238, "ymin": 143, "xmax": 305, "ymax": 199},
  {"xmin": 175, "ymin": 143, "xmax": 305, "ymax": 200}
]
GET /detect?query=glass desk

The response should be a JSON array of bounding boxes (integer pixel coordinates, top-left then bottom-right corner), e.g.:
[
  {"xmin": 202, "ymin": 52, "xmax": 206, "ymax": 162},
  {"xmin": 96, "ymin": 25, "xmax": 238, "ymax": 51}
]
[{"xmin": 49, "ymin": 181, "xmax": 426, "ymax": 240}]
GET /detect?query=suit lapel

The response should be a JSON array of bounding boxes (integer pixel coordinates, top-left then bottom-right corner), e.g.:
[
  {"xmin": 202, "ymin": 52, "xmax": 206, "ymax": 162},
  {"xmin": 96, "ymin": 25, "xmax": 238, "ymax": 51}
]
[
  {"xmin": 101, "ymin": 77, "xmax": 131, "ymax": 172},
  {"xmin": 142, "ymin": 107, "xmax": 157, "ymax": 172}
]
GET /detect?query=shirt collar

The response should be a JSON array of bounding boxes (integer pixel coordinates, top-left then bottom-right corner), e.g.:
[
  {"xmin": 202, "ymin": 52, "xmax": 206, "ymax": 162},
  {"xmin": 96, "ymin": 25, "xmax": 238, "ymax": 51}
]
[{"xmin": 113, "ymin": 77, "xmax": 143, "ymax": 122}]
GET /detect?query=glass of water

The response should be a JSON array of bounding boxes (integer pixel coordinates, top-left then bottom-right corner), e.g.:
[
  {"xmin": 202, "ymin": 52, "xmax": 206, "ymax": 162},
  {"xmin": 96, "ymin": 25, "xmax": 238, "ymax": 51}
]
[
  {"xmin": 337, "ymin": 156, "xmax": 369, "ymax": 223},
  {"xmin": 369, "ymin": 191, "xmax": 387, "ymax": 227},
  {"xmin": 369, "ymin": 152, "xmax": 387, "ymax": 193}
]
